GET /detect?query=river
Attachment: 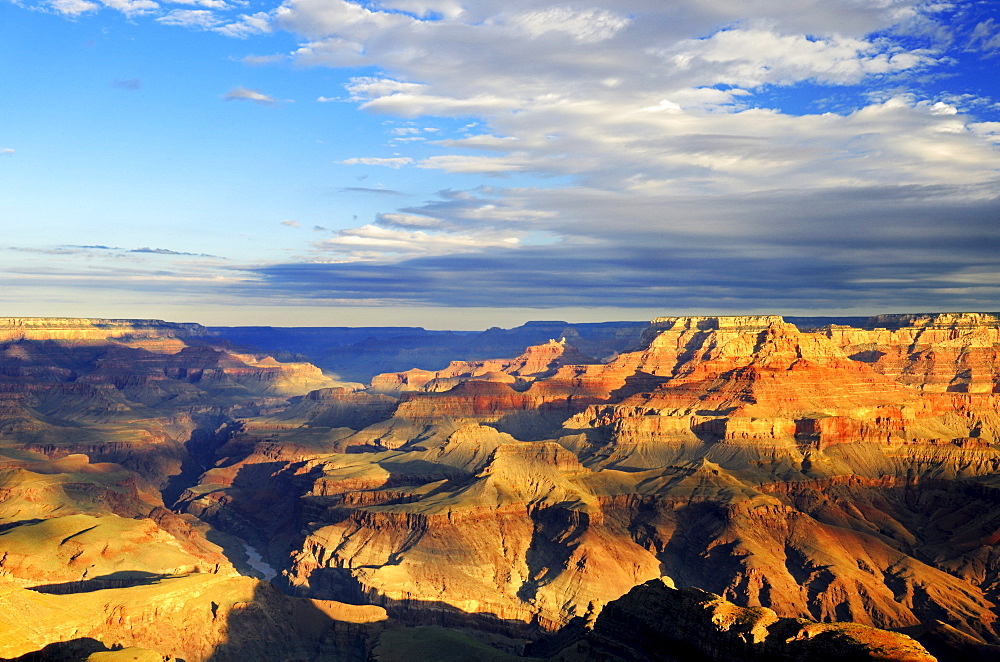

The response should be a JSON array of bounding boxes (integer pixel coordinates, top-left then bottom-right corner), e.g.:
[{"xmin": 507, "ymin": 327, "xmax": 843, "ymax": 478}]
[{"xmin": 242, "ymin": 542, "xmax": 278, "ymax": 581}]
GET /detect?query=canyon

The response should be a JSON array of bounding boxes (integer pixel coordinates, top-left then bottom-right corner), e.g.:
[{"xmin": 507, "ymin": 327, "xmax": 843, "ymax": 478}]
[{"xmin": 0, "ymin": 313, "xmax": 999, "ymax": 660}]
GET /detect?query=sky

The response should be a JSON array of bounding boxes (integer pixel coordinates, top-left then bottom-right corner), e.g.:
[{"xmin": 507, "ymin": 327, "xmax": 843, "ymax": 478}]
[{"xmin": 1, "ymin": 0, "xmax": 999, "ymax": 328}]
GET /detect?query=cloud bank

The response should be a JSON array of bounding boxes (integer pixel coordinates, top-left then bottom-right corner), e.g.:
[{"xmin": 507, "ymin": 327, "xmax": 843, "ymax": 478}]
[
  {"xmin": 25, "ymin": 0, "xmax": 1000, "ymax": 315},
  {"xmin": 236, "ymin": 0, "xmax": 1000, "ymax": 312}
]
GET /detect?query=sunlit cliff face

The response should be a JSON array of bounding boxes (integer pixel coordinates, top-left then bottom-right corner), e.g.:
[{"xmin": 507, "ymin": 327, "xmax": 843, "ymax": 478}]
[{"xmin": 1, "ymin": 313, "xmax": 999, "ymax": 659}]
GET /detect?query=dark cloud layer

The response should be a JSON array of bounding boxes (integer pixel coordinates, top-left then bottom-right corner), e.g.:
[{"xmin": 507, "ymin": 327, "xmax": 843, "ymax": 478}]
[{"xmin": 249, "ymin": 183, "xmax": 1000, "ymax": 311}]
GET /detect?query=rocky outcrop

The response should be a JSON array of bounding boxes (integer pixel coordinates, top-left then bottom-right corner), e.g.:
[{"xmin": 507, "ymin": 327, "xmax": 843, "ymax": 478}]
[
  {"xmin": 212, "ymin": 320, "xmax": 647, "ymax": 384},
  {"xmin": 0, "ymin": 513, "xmax": 234, "ymax": 586},
  {"xmin": 371, "ymin": 339, "xmax": 597, "ymax": 395},
  {"xmin": 824, "ymin": 312, "xmax": 1000, "ymax": 393},
  {"xmin": 0, "ymin": 453, "xmax": 164, "ymax": 522},
  {"xmin": 75, "ymin": 345, "xmax": 336, "ymax": 399},
  {"xmin": 0, "ymin": 318, "xmax": 386, "ymax": 659},
  {"xmin": 0, "ymin": 318, "xmax": 209, "ymax": 353},
  {"xmin": 0, "ymin": 574, "xmax": 387, "ymax": 661},
  {"xmin": 0, "ymin": 321, "xmax": 340, "ymax": 489},
  {"xmin": 864, "ymin": 312, "xmax": 1000, "ymax": 331},
  {"xmin": 572, "ymin": 578, "xmax": 935, "ymax": 661},
  {"xmin": 4, "ymin": 313, "xmax": 1000, "ymax": 660},
  {"xmin": 275, "ymin": 387, "xmax": 398, "ymax": 430},
  {"xmin": 173, "ymin": 313, "xmax": 1000, "ymax": 652},
  {"xmin": 284, "ymin": 439, "xmax": 662, "ymax": 632},
  {"xmin": 567, "ymin": 317, "xmax": 1000, "ymax": 469}
]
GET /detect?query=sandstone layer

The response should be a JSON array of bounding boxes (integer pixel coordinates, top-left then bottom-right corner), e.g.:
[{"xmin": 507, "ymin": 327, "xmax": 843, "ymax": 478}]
[
  {"xmin": 571, "ymin": 578, "xmax": 935, "ymax": 661},
  {"xmin": 0, "ymin": 319, "xmax": 355, "ymax": 659},
  {"xmin": 2, "ymin": 313, "xmax": 1000, "ymax": 660},
  {"xmin": 182, "ymin": 312, "xmax": 1000, "ymax": 657}
]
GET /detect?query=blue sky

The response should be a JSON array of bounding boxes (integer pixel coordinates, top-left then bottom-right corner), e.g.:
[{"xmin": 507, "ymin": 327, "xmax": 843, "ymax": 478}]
[{"xmin": 2, "ymin": 0, "xmax": 999, "ymax": 328}]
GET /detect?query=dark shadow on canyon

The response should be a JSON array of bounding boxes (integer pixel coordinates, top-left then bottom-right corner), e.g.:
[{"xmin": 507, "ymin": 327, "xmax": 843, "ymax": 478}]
[
  {"xmin": 207, "ymin": 581, "xmax": 378, "ymax": 662},
  {"xmin": 161, "ymin": 422, "xmax": 230, "ymax": 508},
  {"xmin": 27, "ymin": 570, "xmax": 170, "ymax": 595},
  {"xmin": 205, "ymin": 579, "xmax": 554, "ymax": 662},
  {"xmin": 3, "ymin": 638, "xmax": 118, "ymax": 662},
  {"xmin": 605, "ymin": 371, "xmax": 671, "ymax": 403}
]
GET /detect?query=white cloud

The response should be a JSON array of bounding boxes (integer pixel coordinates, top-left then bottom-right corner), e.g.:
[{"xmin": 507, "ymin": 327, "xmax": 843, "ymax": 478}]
[
  {"xmin": 1, "ymin": 148, "xmax": 14, "ymax": 156},
  {"xmin": 662, "ymin": 27, "xmax": 934, "ymax": 88},
  {"xmin": 215, "ymin": 11, "xmax": 273, "ymax": 37},
  {"xmin": 170, "ymin": 0, "xmax": 229, "ymax": 7},
  {"xmin": 20, "ymin": 0, "xmax": 1000, "ymax": 313},
  {"xmin": 343, "ymin": 156, "xmax": 413, "ymax": 168},
  {"xmin": 275, "ymin": 0, "xmax": 410, "ymax": 41},
  {"xmin": 100, "ymin": 0, "xmax": 158, "ymax": 15},
  {"xmin": 376, "ymin": 212, "xmax": 445, "ymax": 229},
  {"xmin": 359, "ymin": 92, "xmax": 519, "ymax": 118},
  {"xmin": 269, "ymin": 0, "xmax": 997, "ymax": 310},
  {"xmin": 255, "ymin": 1, "xmax": 983, "ymax": 202},
  {"xmin": 375, "ymin": 0, "xmax": 463, "ymax": 20},
  {"xmin": 418, "ymin": 153, "xmax": 529, "ymax": 174},
  {"xmin": 503, "ymin": 6, "xmax": 631, "ymax": 44},
  {"xmin": 312, "ymin": 223, "xmax": 522, "ymax": 261},
  {"xmin": 281, "ymin": 220, "xmax": 301, "ymax": 228},
  {"xmin": 970, "ymin": 121, "xmax": 1000, "ymax": 144},
  {"xmin": 222, "ymin": 86, "xmax": 278, "ymax": 104},
  {"xmin": 50, "ymin": 0, "xmax": 99, "ymax": 15},
  {"xmin": 289, "ymin": 38, "xmax": 366, "ymax": 66},
  {"xmin": 157, "ymin": 8, "xmax": 221, "ymax": 27},
  {"xmin": 241, "ymin": 54, "xmax": 287, "ymax": 66},
  {"xmin": 345, "ymin": 77, "xmax": 426, "ymax": 100},
  {"xmin": 968, "ymin": 19, "xmax": 1000, "ymax": 55}
]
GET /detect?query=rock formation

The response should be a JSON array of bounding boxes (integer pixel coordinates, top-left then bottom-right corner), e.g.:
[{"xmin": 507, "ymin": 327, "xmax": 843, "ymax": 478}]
[
  {"xmin": 2, "ymin": 313, "xmax": 1000, "ymax": 660},
  {"xmin": 0, "ymin": 318, "xmax": 360, "ymax": 659},
  {"xmin": 371, "ymin": 339, "xmax": 598, "ymax": 395},
  {"xmin": 0, "ymin": 574, "xmax": 387, "ymax": 660},
  {"xmin": 823, "ymin": 312, "xmax": 1000, "ymax": 393},
  {"xmin": 0, "ymin": 317, "xmax": 207, "ymax": 348},
  {"xmin": 195, "ymin": 312, "xmax": 1000, "ymax": 655},
  {"xmin": 570, "ymin": 578, "xmax": 935, "ymax": 661}
]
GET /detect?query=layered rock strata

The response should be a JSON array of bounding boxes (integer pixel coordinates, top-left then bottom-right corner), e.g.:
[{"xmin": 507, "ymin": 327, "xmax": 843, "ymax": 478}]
[
  {"xmin": 572, "ymin": 578, "xmax": 935, "ymax": 661},
  {"xmin": 185, "ymin": 312, "xmax": 1000, "ymax": 653},
  {"xmin": 0, "ymin": 318, "xmax": 353, "ymax": 659},
  {"xmin": 371, "ymin": 339, "xmax": 597, "ymax": 395},
  {"xmin": 823, "ymin": 312, "xmax": 1000, "ymax": 393},
  {"xmin": 3, "ymin": 314, "xmax": 1000, "ymax": 659}
]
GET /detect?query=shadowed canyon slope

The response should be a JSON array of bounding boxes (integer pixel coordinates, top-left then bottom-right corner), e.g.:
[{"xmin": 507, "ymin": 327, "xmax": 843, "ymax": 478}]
[{"xmin": 2, "ymin": 314, "xmax": 1000, "ymax": 659}]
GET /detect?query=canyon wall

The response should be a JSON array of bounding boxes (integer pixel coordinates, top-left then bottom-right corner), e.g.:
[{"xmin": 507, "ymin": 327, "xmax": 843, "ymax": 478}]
[{"xmin": 2, "ymin": 313, "xmax": 1000, "ymax": 660}]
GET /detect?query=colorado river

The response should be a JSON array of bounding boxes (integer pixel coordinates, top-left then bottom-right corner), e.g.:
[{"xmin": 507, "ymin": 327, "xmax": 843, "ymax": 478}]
[{"xmin": 243, "ymin": 543, "xmax": 278, "ymax": 581}]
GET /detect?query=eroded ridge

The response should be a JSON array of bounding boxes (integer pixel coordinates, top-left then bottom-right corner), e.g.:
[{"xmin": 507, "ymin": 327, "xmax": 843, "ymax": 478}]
[{"xmin": 2, "ymin": 314, "xmax": 1000, "ymax": 659}]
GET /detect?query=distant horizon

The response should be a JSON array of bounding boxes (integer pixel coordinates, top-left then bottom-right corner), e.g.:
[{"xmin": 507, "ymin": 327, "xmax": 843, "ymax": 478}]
[{"xmin": 3, "ymin": 307, "xmax": 997, "ymax": 332}]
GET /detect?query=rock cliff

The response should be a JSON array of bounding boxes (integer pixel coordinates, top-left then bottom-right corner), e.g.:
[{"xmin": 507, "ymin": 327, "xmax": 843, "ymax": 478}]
[
  {"xmin": 0, "ymin": 318, "xmax": 363, "ymax": 659},
  {"xmin": 572, "ymin": 578, "xmax": 935, "ymax": 661},
  {"xmin": 231, "ymin": 312, "xmax": 1000, "ymax": 651},
  {"xmin": 371, "ymin": 339, "xmax": 598, "ymax": 395},
  {"xmin": 3, "ymin": 313, "xmax": 1000, "ymax": 659},
  {"xmin": 0, "ymin": 317, "xmax": 209, "ymax": 353},
  {"xmin": 823, "ymin": 312, "xmax": 1000, "ymax": 393},
  {"xmin": 0, "ymin": 574, "xmax": 387, "ymax": 661}
]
